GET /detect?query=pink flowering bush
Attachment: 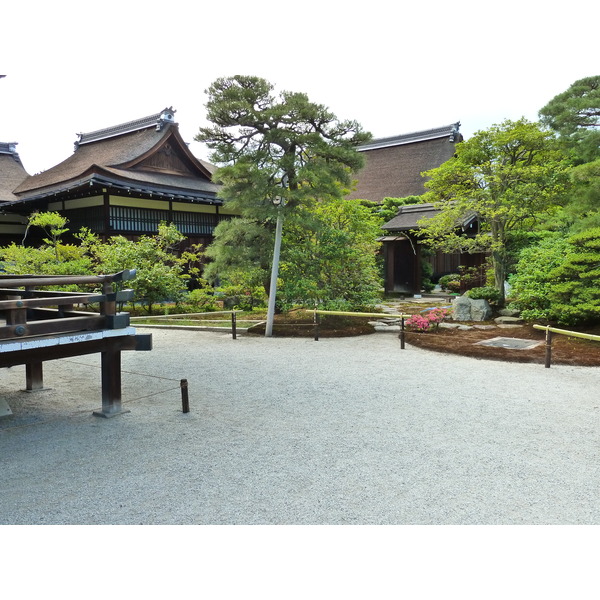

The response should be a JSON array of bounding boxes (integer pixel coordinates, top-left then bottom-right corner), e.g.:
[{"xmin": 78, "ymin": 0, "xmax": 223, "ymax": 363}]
[{"xmin": 405, "ymin": 308, "xmax": 449, "ymax": 332}]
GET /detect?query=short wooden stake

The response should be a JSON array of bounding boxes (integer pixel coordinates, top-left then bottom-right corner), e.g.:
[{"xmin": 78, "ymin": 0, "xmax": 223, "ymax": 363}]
[
  {"xmin": 231, "ymin": 311, "xmax": 237, "ymax": 340},
  {"xmin": 181, "ymin": 379, "xmax": 190, "ymax": 413},
  {"xmin": 545, "ymin": 328, "xmax": 553, "ymax": 369},
  {"xmin": 399, "ymin": 317, "xmax": 405, "ymax": 350},
  {"xmin": 313, "ymin": 310, "xmax": 320, "ymax": 341}
]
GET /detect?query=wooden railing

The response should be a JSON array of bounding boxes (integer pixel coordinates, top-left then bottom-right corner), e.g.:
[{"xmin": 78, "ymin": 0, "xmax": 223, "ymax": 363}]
[
  {"xmin": 0, "ymin": 269, "xmax": 151, "ymax": 418},
  {"xmin": 313, "ymin": 309, "xmax": 410, "ymax": 347},
  {"xmin": 533, "ymin": 324, "xmax": 600, "ymax": 368}
]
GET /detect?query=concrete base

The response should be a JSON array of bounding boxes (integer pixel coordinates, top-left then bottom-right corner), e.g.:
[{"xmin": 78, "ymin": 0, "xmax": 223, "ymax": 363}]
[
  {"xmin": 93, "ymin": 408, "xmax": 131, "ymax": 419},
  {"xmin": 0, "ymin": 398, "xmax": 13, "ymax": 418}
]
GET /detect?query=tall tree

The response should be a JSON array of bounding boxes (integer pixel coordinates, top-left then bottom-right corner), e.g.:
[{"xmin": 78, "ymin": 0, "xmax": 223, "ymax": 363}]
[
  {"xmin": 195, "ymin": 75, "xmax": 373, "ymax": 306},
  {"xmin": 196, "ymin": 75, "xmax": 370, "ymax": 220},
  {"xmin": 539, "ymin": 75, "xmax": 600, "ymax": 164},
  {"xmin": 417, "ymin": 119, "xmax": 570, "ymax": 305}
]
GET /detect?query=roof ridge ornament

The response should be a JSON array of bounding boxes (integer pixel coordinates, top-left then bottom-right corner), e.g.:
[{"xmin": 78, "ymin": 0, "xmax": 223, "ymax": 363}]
[
  {"xmin": 358, "ymin": 122, "xmax": 462, "ymax": 151},
  {"xmin": 75, "ymin": 107, "xmax": 177, "ymax": 148}
]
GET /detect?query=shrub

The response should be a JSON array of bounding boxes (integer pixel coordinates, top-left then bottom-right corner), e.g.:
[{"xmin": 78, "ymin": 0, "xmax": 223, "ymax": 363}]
[
  {"xmin": 466, "ymin": 286, "xmax": 502, "ymax": 305},
  {"xmin": 186, "ymin": 287, "xmax": 220, "ymax": 312},
  {"xmin": 405, "ymin": 307, "xmax": 449, "ymax": 332},
  {"xmin": 438, "ymin": 274, "xmax": 460, "ymax": 293}
]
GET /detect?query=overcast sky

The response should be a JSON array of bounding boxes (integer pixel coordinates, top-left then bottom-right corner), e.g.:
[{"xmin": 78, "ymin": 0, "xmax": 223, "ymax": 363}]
[{"xmin": 2, "ymin": 0, "xmax": 598, "ymax": 175}]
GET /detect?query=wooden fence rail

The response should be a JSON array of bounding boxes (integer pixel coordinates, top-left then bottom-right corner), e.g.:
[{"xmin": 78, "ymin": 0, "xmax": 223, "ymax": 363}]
[
  {"xmin": 533, "ymin": 324, "xmax": 600, "ymax": 368},
  {"xmin": 313, "ymin": 309, "xmax": 411, "ymax": 347}
]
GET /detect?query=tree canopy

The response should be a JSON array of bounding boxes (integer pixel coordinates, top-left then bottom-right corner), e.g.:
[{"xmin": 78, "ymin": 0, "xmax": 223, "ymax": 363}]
[
  {"xmin": 417, "ymin": 118, "xmax": 570, "ymax": 304},
  {"xmin": 196, "ymin": 75, "xmax": 371, "ymax": 221},
  {"xmin": 196, "ymin": 75, "xmax": 380, "ymax": 310},
  {"xmin": 539, "ymin": 75, "xmax": 600, "ymax": 164}
]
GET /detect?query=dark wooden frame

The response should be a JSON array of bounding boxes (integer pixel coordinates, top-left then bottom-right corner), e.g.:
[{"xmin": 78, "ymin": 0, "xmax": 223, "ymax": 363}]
[{"xmin": 0, "ymin": 270, "xmax": 152, "ymax": 417}]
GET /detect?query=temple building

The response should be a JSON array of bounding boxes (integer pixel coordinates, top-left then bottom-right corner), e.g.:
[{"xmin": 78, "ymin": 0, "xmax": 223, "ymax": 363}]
[
  {"xmin": 346, "ymin": 122, "xmax": 484, "ymax": 295},
  {"xmin": 0, "ymin": 108, "xmax": 231, "ymax": 247}
]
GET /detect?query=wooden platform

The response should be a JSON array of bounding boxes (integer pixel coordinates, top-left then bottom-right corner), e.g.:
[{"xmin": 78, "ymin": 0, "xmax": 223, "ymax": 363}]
[{"xmin": 0, "ymin": 270, "xmax": 152, "ymax": 418}]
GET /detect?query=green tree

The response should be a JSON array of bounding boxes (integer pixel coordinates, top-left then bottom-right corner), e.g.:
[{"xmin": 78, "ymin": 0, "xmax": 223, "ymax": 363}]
[
  {"xmin": 81, "ymin": 222, "xmax": 202, "ymax": 314},
  {"xmin": 195, "ymin": 75, "xmax": 373, "ymax": 306},
  {"xmin": 279, "ymin": 198, "xmax": 382, "ymax": 310},
  {"xmin": 196, "ymin": 75, "xmax": 370, "ymax": 218},
  {"xmin": 360, "ymin": 195, "xmax": 425, "ymax": 224},
  {"xmin": 539, "ymin": 75, "xmax": 600, "ymax": 164},
  {"xmin": 547, "ymin": 227, "xmax": 600, "ymax": 325},
  {"xmin": 417, "ymin": 118, "xmax": 570, "ymax": 305}
]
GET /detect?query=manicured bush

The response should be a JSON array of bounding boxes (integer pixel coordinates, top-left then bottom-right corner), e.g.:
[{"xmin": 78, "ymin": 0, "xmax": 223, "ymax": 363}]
[
  {"xmin": 438, "ymin": 274, "xmax": 460, "ymax": 293},
  {"xmin": 405, "ymin": 307, "xmax": 449, "ymax": 332},
  {"xmin": 466, "ymin": 286, "xmax": 502, "ymax": 305}
]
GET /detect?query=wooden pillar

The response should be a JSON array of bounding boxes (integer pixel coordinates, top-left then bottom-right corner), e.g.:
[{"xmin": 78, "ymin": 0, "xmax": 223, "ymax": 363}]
[
  {"xmin": 414, "ymin": 239, "xmax": 422, "ymax": 294},
  {"xmin": 93, "ymin": 342, "xmax": 129, "ymax": 418},
  {"xmin": 25, "ymin": 362, "xmax": 44, "ymax": 391}
]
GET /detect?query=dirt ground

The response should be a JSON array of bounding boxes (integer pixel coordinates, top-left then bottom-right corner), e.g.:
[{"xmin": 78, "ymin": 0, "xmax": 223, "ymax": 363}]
[
  {"xmin": 248, "ymin": 309, "xmax": 600, "ymax": 367},
  {"xmin": 404, "ymin": 324, "xmax": 600, "ymax": 367}
]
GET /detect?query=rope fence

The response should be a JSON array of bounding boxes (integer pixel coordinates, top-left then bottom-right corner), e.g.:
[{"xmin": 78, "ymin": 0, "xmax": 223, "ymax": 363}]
[{"xmin": 533, "ymin": 324, "xmax": 600, "ymax": 368}]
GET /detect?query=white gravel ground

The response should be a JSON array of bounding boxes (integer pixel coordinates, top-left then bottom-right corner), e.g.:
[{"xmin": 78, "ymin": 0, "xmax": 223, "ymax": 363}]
[{"xmin": 1, "ymin": 328, "xmax": 599, "ymax": 524}]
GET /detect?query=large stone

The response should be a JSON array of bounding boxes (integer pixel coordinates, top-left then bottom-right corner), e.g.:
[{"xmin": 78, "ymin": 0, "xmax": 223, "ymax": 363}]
[
  {"xmin": 451, "ymin": 296, "xmax": 492, "ymax": 322},
  {"xmin": 470, "ymin": 299, "xmax": 492, "ymax": 321},
  {"xmin": 452, "ymin": 296, "xmax": 473, "ymax": 321},
  {"xmin": 494, "ymin": 316, "xmax": 523, "ymax": 325}
]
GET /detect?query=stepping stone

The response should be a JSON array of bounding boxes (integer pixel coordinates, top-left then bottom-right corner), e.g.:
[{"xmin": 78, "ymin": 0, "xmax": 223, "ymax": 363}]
[{"xmin": 475, "ymin": 337, "xmax": 542, "ymax": 350}]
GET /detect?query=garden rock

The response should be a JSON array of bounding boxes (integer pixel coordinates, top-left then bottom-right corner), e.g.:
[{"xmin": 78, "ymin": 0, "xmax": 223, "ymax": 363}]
[
  {"xmin": 498, "ymin": 308, "xmax": 521, "ymax": 317},
  {"xmin": 470, "ymin": 299, "xmax": 492, "ymax": 321},
  {"xmin": 452, "ymin": 296, "xmax": 473, "ymax": 321},
  {"xmin": 452, "ymin": 296, "xmax": 492, "ymax": 322},
  {"xmin": 495, "ymin": 316, "xmax": 523, "ymax": 325}
]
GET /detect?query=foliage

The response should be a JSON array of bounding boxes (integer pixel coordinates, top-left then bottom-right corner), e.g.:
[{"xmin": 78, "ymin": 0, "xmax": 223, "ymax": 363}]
[
  {"xmin": 0, "ymin": 213, "xmax": 93, "ymax": 290},
  {"xmin": 79, "ymin": 222, "xmax": 201, "ymax": 314},
  {"xmin": 196, "ymin": 75, "xmax": 376, "ymax": 309},
  {"xmin": 546, "ymin": 227, "xmax": 600, "ymax": 325},
  {"xmin": 278, "ymin": 198, "xmax": 382, "ymax": 310},
  {"xmin": 466, "ymin": 286, "xmax": 502, "ymax": 305},
  {"xmin": 405, "ymin": 308, "xmax": 449, "ymax": 332},
  {"xmin": 202, "ymin": 218, "xmax": 272, "ymax": 291},
  {"xmin": 360, "ymin": 195, "xmax": 425, "ymax": 224},
  {"xmin": 417, "ymin": 118, "xmax": 571, "ymax": 305},
  {"xmin": 215, "ymin": 269, "xmax": 268, "ymax": 311},
  {"xmin": 438, "ymin": 273, "xmax": 460, "ymax": 293},
  {"xmin": 196, "ymin": 75, "xmax": 370, "ymax": 221},
  {"xmin": 185, "ymin": 281, "xmax": 220, "ymax": 313},
  {"xmin": 539, "ymin": 75, "xmax": 600, "ymax": 164},
  {"xmin": 507, "ymin": 230, "xmax": 600, "ymax": 325}
]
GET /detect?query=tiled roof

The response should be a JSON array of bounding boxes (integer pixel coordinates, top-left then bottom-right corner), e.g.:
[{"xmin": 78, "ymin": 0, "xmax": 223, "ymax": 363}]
[
  {"xmin": 346, "ymin": 123, "xmax": 462, "ymax": 203},
  {"xmin": 382, "ymin": 203, "xmax": 440, "ymax": 231},
  {"xmin": 76, "ymin": 107, "xmax": 176, "ymax": 146},
  {"xmin": 358, "ymin": 123, "xmax": 461, "ymax": 151},
  {"xmin": 12, "ymin": 111, "xmax": 218, "ymax": 203},
  {"xmin": 0, "ymin": 143, "xmax": 29, "ymax": 202},
  {"xmin": 382, "ymin": 203, "xmax": 478, "ymax": 232}
]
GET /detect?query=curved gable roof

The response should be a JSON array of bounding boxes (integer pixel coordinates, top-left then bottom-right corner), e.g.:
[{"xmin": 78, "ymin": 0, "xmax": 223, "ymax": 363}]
[
  {"xmin": 0, "ymin": 143, "xmax": 29, "ymax": 202},
  {"xmin": 13, "ymin": 109, "xmax": 217, "ymax": 198}
]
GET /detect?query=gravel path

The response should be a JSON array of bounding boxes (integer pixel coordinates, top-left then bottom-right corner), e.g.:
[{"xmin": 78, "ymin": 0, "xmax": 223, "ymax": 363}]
[{"xmin": 1, "ymin": 328, "xmax": 599, "ymax": 524}]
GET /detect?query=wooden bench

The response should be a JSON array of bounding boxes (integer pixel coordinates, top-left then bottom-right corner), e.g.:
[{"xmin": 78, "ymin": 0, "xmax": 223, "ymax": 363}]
[{"xmin": 0, "ymin": 270, "xmax": 152, "ymax": 418}]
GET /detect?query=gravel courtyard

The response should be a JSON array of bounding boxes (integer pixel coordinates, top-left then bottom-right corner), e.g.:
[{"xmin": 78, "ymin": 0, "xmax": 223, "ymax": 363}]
[{"xmin": 1, "ymin": 328, "xmax": 598, "ymax": 525}]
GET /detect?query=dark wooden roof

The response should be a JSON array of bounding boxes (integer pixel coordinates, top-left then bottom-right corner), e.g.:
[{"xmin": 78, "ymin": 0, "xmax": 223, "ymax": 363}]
[
  {"xmin": 382, "ymin": 203, "xmax": 440, "ymax": 231},
  {"xmin": 382, "ymin": 202, "xmax": 478, "ymax": 232},
  {"xmin": 9, "ymin": 108, "xmax": 220, "ymax": 206},
  {"xmin": 0, "ymin": 143, "xmax": 29, "ymax": 203},
  {"xmin": 346, "ymin": 123, "xmax": 462, "ymax": 203}
]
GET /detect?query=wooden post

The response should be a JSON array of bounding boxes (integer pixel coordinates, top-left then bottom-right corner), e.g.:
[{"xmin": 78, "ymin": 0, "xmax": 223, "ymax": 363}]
[
  {"xmin": 400, "ymin": 316, "xmax": 405, "ymax": 350},
  {"xmin": 545, "ymin": 327, "xmax": 553, "ymax": 369},
  {"xmin": 25, "ymin": 362, "xmax": 44, "ymax": 391},
  {"xmin": 181, "ymin": 379, "xmax": 189, "ymax": 413},
  {"xmin": 94, "ymin": 342, "xmax": 129, "ymax": 417},
  {"xmin": 313, "ymin": 310, "xmax": 320, "ymax": 341},
  {"xmin": 231, "ymin": 311, "xmax": 237, "ymax": 339}
]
